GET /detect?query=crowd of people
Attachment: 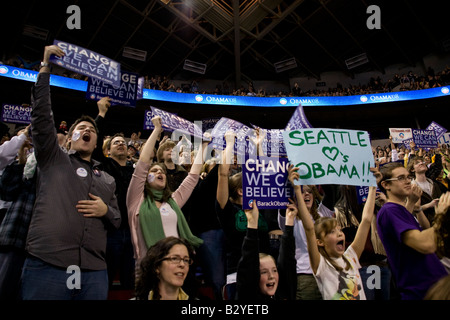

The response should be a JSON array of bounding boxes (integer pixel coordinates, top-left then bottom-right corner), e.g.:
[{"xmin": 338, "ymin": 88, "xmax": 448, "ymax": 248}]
[
  {"xmin": 3, "ymin": 53, "xmax": 449, "ymax": 99},
  {"xmin": 0, "ymin": 45, "xmax": 449, "ymax": 303},
  {"xmin": 138, "ymin": 66, "xmax": 450, "ymax": 98}
]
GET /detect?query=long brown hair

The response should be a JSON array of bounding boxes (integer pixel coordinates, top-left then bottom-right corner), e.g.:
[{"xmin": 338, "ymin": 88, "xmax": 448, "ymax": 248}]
[
  {"xmin": 229, "ymin": 172, "xmax": 242, "ymax": 203},
  {"xmin": 314, "ymin": 217, "xmax": 351, "ymax": 272},
  {"xmin": 304, "ymin": 185, "xmax": 323, "ymax": 221},
  {"xmin": 144, "ymin": 163, "xmax": 173, "ymax": 202}
]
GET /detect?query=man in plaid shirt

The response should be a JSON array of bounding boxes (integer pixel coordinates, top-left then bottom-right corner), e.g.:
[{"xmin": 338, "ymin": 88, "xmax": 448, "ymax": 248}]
[{"xmin": 0, "ymin": 133, "xmax": 35, "ymax": 300}]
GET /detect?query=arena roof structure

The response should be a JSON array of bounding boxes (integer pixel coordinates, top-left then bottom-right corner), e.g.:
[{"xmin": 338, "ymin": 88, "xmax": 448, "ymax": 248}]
[{"xmin": 4, "ymin": 0, "xmax": 450, "ymax": 84}]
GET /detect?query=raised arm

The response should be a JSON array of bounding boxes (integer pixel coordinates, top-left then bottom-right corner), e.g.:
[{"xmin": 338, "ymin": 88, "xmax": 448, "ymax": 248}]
[
  {"xmin": 276, "ymin": 201, "xmax": 298, "ymax": 300},
  {"xmin": 249, "ymin": 127, "xmax": 265, "ymax": 157},
  {"xmin": 288, "ymin": 165, "xmax": 321, "ymax": 274},
  {"xmin": 236, "ymin": 200, "xmax": 260, "ymax": 300},
  {"xmin": 31, "ymin": 45, "xmax": 65, "ymax": 165},
  {"xmin": 189, "ymin": 133, "xmax": 211, "ymax": 175},
  {"xmin": 92, "ymin": 96, "xmax": 111, "ymax": 162},
  {"xmin": 216, "ymin": 131, "xmax": 236, "ymax": 209},
  {"xmin": 350, "ymin": 186, "xmax": 376, "ymax": 258},
  {"xmin": 139, "ymin": 116, "xmax": 162, "ymax": 164},
  {"xmin": 0, "ymin": 126, "xmax": 30, "ymax": 170}
]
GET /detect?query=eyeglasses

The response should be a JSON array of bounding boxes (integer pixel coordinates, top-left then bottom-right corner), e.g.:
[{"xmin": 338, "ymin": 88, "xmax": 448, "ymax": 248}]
[
  {"xmin": 162, "ymin": 256, "xmax": 193, "ymax": 265},
  {"xmin": 384, "ymin": 175, "xmax": 412, "ymax": 183},
  {"xmin": 112, "ymin": 140, "xmax": 126, "ymax": 146}
]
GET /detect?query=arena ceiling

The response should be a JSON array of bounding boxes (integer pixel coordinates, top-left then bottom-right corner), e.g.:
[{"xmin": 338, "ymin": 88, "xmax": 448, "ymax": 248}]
[{"xmin": 4, "ymin": 0, "xmax": 450, "ymax": 85}]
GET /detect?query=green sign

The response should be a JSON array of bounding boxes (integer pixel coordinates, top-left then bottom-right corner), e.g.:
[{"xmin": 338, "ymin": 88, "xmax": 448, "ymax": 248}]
[{"xmin": 282, "ymin": 129, "xmax": 377, "ymax": 186}]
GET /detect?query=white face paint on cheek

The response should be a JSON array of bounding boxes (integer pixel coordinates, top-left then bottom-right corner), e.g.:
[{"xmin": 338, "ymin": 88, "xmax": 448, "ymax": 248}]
[
  {"xmin": 72, "ymin": 131, "xmax": 81, "ymax": 142},
  {"xmin": 147, "ymin": 173, "xmax": 155, "ymax": 183}
]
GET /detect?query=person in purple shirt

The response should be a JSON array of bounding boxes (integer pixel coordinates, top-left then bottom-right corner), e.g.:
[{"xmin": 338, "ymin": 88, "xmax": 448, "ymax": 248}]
[{"xmin": 376, "ymin": 162, "xmax": 448, "ymax": 300}]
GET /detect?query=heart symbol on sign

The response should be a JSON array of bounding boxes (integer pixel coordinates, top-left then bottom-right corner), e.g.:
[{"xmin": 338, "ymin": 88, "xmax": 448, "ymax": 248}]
[{"xmin": 322, "ymin": 147, "xmax": 339, "ymax": 161}]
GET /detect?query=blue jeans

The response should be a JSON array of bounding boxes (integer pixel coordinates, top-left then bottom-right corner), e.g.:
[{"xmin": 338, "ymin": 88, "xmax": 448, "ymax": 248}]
[
  {"xmin": 20, "ymin": 255, "xmax": 108, "ymax": 300},
  {"xmin": 197, "ymin": 229, "xmax": 226, "ymax": 300}
]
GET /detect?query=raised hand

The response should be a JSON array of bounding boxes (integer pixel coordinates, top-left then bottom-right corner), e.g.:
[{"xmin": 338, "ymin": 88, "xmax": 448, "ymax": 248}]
[
  {"xmin": 435, "ymin": 192, "xmax": 450, "ymax": 216},
  {"xmin": 244, "ymin": 200, "xmax": 259, "ymax": 229},
  {"xmin": 285, "ymin": 199, "xmax": 298, "ymax": 227},
  {"xmin": 43, "ymin": 45, "xmax": 65, "ymax": 63},
  {"xmin": 151, "ymin": 116, "xmax": 163, "ymax": 132},
  {"xmin": 287, "ymin": 164, "xmax": 300, "ymax": 188},
  {"xmin": 97, "ymin": 96, "xmax": 111, "ymax": 117}
]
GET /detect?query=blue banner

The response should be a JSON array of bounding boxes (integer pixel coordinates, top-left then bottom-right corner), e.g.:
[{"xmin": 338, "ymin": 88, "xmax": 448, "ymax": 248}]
[
  {"xmin": 412, "ymin": 129, "xmax": 438, "ymax": 149},
  {"xmin": 1, "ymin": 64, "xmax": 449, "ymax": 108},
  {"xmin": 49, "ymin": 40, "xmax": 121, "ymax": 87},
  {"xmin": 1, "ymin": 104, "xmax": 32, "ymax": 124},
  {"xmin": 143, "ymin": 109, "xmax": 153, "ymax": 131},
  {"xmin": 251, "ymin": 125, "xmax": 287, "ymax": 157},
  {"xmin": 86, "ymin": 71, "xmax": 139, "ymax": 107},
  {"xmin": 242, "ymin": 156, "xmax": 293, "ymax": 210},
  {"xmin": 202, "ymin": 117, "xmax": 221, "ymax": 131},
  {"xmin": 426, "ymin": 121, "xmax": 447, "ymax": 141},
  {"xmin": 209, "ymin": 117, "xmax": 256, "ymax": 158},
  {"xmin": 142, "ymin": 86, "xmax": 450, "ymax": 107},
  {"xmin": 150, "ymin": 106, "xmax": 205, "ymax": 141},
  {"xmin": 0, "ymin": 65, "xmax": 88, "ymax": 91},
  {"xmin": 285, "ymin": 104, "xmax": 313, "ymax": 130}
]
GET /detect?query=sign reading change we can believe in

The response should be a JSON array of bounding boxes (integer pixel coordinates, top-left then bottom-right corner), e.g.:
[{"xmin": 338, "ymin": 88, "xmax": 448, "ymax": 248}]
[
  {"xmin": 282, "ymin": 128, "xmax": 377, "ymax": 187},
  {"xmin": 49, "ymin": 40, "xmax": 121, "ymax": 87}
]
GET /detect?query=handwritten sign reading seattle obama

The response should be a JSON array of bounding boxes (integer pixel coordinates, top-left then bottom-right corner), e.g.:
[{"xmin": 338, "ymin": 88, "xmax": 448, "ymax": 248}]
[{"xmin": 282, "ymin": 128, "xmax": 377, "ymax": 187}]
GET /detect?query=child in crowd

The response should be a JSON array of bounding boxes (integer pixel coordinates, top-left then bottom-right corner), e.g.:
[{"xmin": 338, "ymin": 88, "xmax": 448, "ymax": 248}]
[
  {"xmin": 236, "ymin": 200, "xmax": 297, "ymax": 300},
  {"xmin": 288, "ymin": 164, "xmax": 377, "ymax": 300}
]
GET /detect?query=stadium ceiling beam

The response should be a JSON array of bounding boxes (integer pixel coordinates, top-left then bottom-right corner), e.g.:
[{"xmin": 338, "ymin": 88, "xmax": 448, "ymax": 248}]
[
  {"xmin": 118, "ymin": 0, "xmax": 211, "ymax": 74},
  {"xmin": 241, "ymin": 1, "xmax": 326, "ymax": 79},
  {"xmin": 402, "ymin": 0, "xmax": 437, "ymax": 47},
  {"xmin": 359, "ymin": 0, "xmax": 415, "ymax": 67},
  {"xmin": 158, "ymin": 1, "xmax": 233, "ymax": 55},
  {"xmin": 253, "ymin": 0, "xmax": 305, "ymax": 40},
  {"xmin": 118, "ymin": 0, "xmax": 201, "ymax": 51},
  {"xmin": 319, "ymin": 0, "xmax": 385, "ymax": 74},
  {"xmin": 233, "ymin": 0, "xmax": 241, "ymax": 88},
  {"xmin": 112, "ymin": 0, "xmax": 159, "ymax": 61},
  {"xmin": 247, "ymin": 47, "xmax": 278, "ymax": 74},
  {"xmin": 289, "ymin": 11, "xmax": 352, "ymax": 77},
  {"xmin": 85, "ymin": 0, "xmax": 121, "ymax": 48},
  {"xmin": 143, "ymin": 19, "xmax": 183, "ymax": 62},
  {"xmin": 166, "ymin": 34, "xmax": 205, "ymax": 78},
  {"xmin": 267, "ymin": 31, "xmax": 320, "ymax": 79}
]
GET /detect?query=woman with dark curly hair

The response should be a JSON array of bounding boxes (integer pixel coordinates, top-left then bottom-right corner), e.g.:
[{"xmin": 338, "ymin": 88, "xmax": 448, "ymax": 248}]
[{"xmin": 135, "ymin": 236, "xmax": 195, "ymax": 300}]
